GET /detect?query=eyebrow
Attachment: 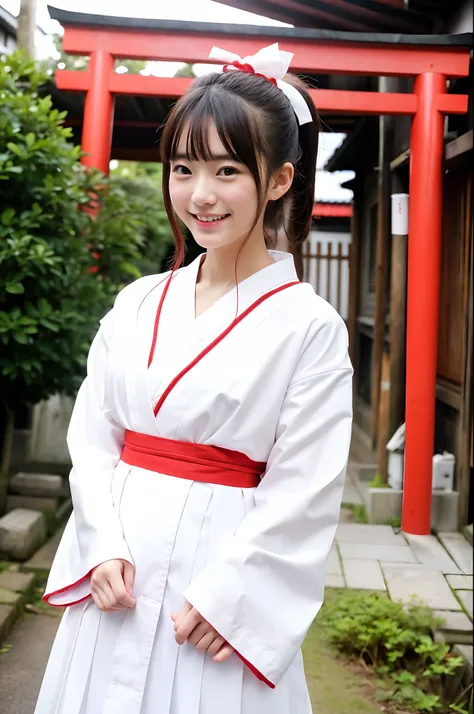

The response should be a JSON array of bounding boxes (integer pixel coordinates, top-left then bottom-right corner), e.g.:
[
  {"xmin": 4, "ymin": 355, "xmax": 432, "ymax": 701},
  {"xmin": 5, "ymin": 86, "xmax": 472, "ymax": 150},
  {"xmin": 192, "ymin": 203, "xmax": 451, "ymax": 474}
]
[{"xmin": 173, "ymin": 152, "xmax": 236, "ymax": 162}]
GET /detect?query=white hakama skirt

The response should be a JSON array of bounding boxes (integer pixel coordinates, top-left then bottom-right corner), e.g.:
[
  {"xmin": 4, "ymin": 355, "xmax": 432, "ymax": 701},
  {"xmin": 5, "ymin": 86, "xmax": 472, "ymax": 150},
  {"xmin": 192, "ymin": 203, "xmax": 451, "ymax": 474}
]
[{"xmin": 35, "ymin": 464, "xmax": 313, "ymax": 714}]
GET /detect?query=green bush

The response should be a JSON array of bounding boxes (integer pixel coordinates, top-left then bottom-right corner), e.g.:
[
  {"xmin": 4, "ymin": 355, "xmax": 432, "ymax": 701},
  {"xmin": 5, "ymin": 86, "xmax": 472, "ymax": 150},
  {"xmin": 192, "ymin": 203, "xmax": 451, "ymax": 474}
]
[
  {"xmin": 0, "ymin": 52, "xmax": 174, "ymax": 409},
  {"xmin": 322, "ymin": 590, "xmax": 468, "ymax": 712},
  {"xmin": 1, "ymin": 51, "xmax": 111, "ymax": 406},
  {"xmin": 0, "ymin": 51, "xmax": 173, "ymax": 511},
  {"xmin": 100, "ymin": 164, "xmax": 174, "ymax": 282}
]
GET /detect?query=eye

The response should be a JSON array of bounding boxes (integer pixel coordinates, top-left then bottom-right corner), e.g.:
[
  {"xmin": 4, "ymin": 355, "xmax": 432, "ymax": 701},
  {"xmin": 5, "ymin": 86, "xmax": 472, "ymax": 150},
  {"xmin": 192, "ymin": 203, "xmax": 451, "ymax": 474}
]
[
  {"xmin": 173, "ymin": 164, "xmax": 192, "ymax": 175},
  {"xmin": 218, "ymin": 166, "xmax": 239, "ymax": 177}
]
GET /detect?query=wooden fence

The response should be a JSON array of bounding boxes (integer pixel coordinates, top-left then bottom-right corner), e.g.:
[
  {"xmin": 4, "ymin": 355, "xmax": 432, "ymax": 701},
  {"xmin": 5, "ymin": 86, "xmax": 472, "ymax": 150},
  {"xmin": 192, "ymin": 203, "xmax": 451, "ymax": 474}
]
[{"xmin": 303, "ymin": 231, "xmax": 351, "ymax": 320}]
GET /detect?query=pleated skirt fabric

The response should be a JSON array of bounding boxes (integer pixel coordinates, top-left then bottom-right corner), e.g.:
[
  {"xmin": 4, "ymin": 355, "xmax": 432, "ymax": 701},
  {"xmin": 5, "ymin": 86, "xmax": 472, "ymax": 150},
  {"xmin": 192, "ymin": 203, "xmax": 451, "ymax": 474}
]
[{"xmin": 35, "ymin": 463, "xmax": 313, "ymax": 714}]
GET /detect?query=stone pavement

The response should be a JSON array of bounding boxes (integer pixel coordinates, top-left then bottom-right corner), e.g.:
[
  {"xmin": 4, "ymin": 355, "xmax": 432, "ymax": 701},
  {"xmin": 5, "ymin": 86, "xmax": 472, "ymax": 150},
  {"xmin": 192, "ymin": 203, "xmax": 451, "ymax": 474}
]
[
  {"xmin": 0, "ymin": 612, "xmax": 59, "ymax": 714},
  {"xmin": 0, "ymin": 569, "xmax": 36, "ymax": 645}
]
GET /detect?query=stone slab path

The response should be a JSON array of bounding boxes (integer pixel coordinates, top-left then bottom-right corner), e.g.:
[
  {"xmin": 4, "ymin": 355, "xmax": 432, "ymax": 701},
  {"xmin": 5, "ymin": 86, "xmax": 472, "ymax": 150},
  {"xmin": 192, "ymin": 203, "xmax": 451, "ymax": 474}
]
[{"xmin": 0, "ymin": 613, "xmax": 59, "ymax": 714}]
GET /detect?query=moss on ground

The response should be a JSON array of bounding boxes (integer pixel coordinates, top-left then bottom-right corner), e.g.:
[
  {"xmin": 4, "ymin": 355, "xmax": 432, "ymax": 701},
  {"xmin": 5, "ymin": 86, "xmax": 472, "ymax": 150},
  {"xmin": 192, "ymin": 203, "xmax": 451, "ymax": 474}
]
[{"xmin": 25, "ymin": 574, "xmax": 62, "ymax": 617}]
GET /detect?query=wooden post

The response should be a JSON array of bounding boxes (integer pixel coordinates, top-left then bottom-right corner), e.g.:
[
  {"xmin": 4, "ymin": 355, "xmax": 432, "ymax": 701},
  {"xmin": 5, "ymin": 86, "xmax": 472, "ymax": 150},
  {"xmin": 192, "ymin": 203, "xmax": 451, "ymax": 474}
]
[
  {"xmin": 371, "ymin": 110, "xmax": 391, "ymax": 448},
  {"xmin": 458, "ymin": 170, "xmax": 473, "ymax": 526},
  {"xmin": 17, "ymin": 0, "xmax": 37, "ymax": 58},
  {"xmin": 347, "ymin": 201, "xmax": 360, "ymax": 365},
  {"xmin": 389, "ymin": 194, "xmax": 409, "ymax": 439},
  {"xmin": 377, "ymin": 351, "xmax": 391, "ymax": 480}
]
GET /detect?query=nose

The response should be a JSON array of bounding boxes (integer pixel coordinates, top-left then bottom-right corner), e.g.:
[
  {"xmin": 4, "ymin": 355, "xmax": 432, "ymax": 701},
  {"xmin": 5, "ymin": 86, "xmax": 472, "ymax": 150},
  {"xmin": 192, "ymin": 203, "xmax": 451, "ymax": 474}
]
[{"xmin": 191, "ymin": 175, "xmax": 217, "ymax": 207}]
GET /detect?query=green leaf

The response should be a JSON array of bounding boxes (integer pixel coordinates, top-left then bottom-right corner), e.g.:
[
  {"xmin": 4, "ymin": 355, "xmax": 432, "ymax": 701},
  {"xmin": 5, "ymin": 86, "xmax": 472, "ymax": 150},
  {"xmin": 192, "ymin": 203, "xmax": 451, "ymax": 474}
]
[
  {"xmin": 40, "ymin": 318, "xmax": 59, "ymax": 332},
  {"xmin": 6, "ymin": 282, "xmax": 24, "ymax": 294},
  {"xmin": 1, "ymin": 207, "xmax": 15, "ymax": 225},
  {"xmin": 6, "ymin": 141, "xmax": 23, "ymax": 156},
  {"xmin": 38, "ymin": 298, "xmax": 51, "ymax": 317},
  {"xmin": 25, "ymin": 132, "xmax": 36, "ymax": 149},
  {"xmin": 119, "ymin": 261, "xmax": 142, "ymax": 279},
  {"xmin": 13, "ymin": 331, "xmax": 28, "ymax": 344}
]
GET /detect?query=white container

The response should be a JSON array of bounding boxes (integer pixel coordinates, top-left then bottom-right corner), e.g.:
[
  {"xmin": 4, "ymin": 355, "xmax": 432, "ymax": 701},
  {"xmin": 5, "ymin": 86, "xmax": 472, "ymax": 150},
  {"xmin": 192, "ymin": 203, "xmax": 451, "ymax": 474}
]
[
  {"xmin": 388, "ymin": 451, "xmax": 404, "ymax": 491},
  {"xmin": 432, "ymin": 452, "xmax": 455, "ymax": 491},
  {"xmin": 391, "ymin": 193, "xmax": 409, "ymax": 235},
  {"xmin": 387, "ymin": 423, "xmax": 406, "ymax": 490}
]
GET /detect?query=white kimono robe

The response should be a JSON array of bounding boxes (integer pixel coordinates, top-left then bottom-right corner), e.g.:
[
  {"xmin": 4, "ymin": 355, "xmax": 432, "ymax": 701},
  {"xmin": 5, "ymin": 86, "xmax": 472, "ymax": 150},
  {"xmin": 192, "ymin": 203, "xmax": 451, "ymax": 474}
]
[{"xmin": 35, "ymin": 250, "xmax": 353, "ymax": 714}]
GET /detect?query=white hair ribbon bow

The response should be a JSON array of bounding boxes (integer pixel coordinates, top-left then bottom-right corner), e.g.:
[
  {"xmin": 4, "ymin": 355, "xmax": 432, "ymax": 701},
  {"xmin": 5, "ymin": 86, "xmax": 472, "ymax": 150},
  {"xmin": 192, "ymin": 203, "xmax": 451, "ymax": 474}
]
[{"xmin": 208, "ymin": 43, "xmax": 313, "ymax": 126}]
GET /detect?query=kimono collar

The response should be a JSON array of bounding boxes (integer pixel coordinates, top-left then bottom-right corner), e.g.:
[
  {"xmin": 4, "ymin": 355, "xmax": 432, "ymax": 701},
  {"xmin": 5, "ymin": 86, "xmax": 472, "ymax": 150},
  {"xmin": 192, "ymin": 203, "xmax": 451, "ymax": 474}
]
[{"xmin": 186, "ymin": 249, "xmax": 299, "ymax": 295}]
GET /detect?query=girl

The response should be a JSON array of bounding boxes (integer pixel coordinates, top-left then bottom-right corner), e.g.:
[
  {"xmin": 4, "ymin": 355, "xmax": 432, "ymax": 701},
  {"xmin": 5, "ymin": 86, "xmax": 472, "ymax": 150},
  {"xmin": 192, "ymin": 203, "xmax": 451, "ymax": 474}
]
[{"xmin": 35, "ymin": 43, "xmax": 353, "ymax": 714}]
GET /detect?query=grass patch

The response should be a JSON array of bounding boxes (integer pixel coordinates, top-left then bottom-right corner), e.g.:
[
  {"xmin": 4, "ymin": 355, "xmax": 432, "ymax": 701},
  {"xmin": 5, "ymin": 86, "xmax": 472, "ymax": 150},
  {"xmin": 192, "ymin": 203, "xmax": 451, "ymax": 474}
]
[
  {"xmin": 368, "ymin": 473, "xmax": 390, "ymax": 489},
  {"xmin": 342, "ymin": 502, "xmax": 369, "ymax": 524},
  {"xmin": 315, "ymin": 589, "xmax": 470, "ymax": 713},
  {"xmin": 387, "ymin": 517, "xmax": 402, "ymax": 529},
  {"xmin": 303, "ymin": 619, "xmax": 384, "ymax": 714}
]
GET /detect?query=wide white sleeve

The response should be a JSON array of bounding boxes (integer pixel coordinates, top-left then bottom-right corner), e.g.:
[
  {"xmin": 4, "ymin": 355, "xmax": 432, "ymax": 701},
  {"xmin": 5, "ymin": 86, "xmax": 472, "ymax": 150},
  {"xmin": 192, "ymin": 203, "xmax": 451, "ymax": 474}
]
[
  {"xmin": 184, "ymin": 313, "xmax": 353, "ymax": 687},
  {"xmin": 43, "ymin": 310, "xmax": 133, "ymax": 607}
]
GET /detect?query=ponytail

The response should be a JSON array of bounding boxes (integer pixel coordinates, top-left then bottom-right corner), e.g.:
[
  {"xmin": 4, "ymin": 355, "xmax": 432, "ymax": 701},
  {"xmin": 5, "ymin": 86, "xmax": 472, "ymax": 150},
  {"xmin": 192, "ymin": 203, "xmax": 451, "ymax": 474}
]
[{"xmin": 285, "ymin": 75, "xmax": 319, "ymax": 244}]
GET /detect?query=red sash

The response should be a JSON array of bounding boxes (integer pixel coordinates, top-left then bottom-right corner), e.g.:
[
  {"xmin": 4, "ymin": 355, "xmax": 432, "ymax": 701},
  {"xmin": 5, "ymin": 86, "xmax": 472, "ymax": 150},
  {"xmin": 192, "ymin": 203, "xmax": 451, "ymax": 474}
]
[{"xmin": 121, "ymin": 430, "xmax": 265, "ymax": 488}]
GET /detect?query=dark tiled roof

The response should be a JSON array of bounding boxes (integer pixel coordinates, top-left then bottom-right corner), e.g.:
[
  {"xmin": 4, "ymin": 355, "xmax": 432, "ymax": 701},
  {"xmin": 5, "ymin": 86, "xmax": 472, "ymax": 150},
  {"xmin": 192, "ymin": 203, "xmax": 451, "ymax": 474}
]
[
  {"xmin": 47, "ymin": 5, "xmax": 472, "ymax": 46},
  {"xmin": 216, "ymin": 0, "xmax": 467, "ymax": 35}
]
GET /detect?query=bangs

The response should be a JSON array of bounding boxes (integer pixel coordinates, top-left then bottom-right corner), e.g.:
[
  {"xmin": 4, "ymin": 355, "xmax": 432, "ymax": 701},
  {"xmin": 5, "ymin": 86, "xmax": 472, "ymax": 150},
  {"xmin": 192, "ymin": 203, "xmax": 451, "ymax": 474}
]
[{"xmin": 161, "ymin": 85, "xmax": 265, "ymax": 183}]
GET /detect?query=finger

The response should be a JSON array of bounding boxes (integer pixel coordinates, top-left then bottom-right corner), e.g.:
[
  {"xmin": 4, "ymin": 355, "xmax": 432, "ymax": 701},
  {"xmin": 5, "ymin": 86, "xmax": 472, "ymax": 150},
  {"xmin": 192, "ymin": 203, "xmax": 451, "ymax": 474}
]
[
  {"xmin": 207, "ymin": 636, "xmax": 225, "ymax": 657},
  {"xmin": 171, "ymin": 612, "xmax": 182, "ymax": 628},
  {"xmin": 175, "ymin": 607, "xmax": 202, "ymax": 645},
  {"xmin": 122, "ymin": 561, "xmax": 135, "ymax": 597},
  {"xmin": 91, "ymin": 589, "xmax": 104, "ymax": 611},
  {"xmin": 187, "ymin": 621, "xmax": 211, "ymax": 647},
  {"xmin": 91, "ymin": 588, "xmax": 109, "ymax": 612},
  {"xmin": 171, "ymin": 600, "xmax": 192, "ymax": 626},
  {"xmin": 213, "ymin": 643, "xmax": 234, "ymax": 663},
  {"xmin": 195, "ymin": 631, "xmax": 217, "ymax": 652},
  {"xmin": 100, "ymin": 582, "xmax": 123, "ymax": 610},
  {"xmin": 172, "ymin": 601, "xmax": 194, "ymax": 631},
  {"xmin": 108, "ymin": 570, "xmax": 136, "ymax": 609}
]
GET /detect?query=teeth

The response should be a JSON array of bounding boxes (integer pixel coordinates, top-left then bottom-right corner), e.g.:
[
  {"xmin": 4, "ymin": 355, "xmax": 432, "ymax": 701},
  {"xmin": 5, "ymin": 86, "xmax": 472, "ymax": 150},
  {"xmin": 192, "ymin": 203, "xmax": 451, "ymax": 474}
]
[{"xmin": 196, "ymin": 215, "xmax": 227, "ymax": 222}]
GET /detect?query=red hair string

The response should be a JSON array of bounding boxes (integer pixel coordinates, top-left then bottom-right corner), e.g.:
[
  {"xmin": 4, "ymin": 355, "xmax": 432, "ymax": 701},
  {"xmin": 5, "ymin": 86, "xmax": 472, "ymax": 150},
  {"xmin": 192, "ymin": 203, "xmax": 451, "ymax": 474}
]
[{"xmin": 223, "ymin": 60, "xmax": 278, "ymax": 87}]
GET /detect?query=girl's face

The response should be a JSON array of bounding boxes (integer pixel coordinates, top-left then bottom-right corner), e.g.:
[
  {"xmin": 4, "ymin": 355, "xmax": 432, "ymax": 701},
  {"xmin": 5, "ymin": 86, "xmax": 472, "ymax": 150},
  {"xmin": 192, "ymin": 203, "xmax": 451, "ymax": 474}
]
[{"xmin": 169, "ymin": 122, "xmax": 263, "ymax": 253}]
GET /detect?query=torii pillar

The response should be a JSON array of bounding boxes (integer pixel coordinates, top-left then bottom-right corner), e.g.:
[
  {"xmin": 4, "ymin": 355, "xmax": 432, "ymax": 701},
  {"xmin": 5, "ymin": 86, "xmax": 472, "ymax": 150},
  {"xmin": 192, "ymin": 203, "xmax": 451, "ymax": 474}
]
[
  {"xmin": 82, "ymin": 50, "xmax": 115, "ymax": 175},
  {"xmin": 403, "ymin": 72, "xmax": 447, "ymax": 534}
]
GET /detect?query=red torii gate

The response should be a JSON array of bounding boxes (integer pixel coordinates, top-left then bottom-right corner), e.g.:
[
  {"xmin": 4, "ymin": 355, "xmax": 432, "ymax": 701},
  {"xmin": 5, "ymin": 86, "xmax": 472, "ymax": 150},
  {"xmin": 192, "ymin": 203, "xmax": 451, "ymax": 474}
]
[{"xmin": 54, "ymin": 12, "xmax": 470, "ymax": 535}]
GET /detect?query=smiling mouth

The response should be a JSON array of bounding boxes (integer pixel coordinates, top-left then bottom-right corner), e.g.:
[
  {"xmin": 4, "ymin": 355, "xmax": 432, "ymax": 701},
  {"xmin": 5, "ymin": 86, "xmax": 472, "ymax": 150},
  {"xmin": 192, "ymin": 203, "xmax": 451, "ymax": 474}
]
[{"xmin": 191, "ymin": 213, "xmax": 231, "ymax": 224}]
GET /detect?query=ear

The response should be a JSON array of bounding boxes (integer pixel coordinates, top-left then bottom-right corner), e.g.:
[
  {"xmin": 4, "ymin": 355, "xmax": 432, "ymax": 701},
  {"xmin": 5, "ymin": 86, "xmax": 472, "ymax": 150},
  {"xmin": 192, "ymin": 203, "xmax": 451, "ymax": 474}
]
[{"xmin": 267, "ymin": 162, "xmax": 295, "ymax": 202}]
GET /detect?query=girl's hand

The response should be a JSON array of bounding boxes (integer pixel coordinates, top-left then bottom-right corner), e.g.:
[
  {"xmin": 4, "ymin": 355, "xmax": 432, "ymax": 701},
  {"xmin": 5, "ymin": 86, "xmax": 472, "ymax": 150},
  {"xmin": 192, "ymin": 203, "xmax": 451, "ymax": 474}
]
[
  {"xmin": 90, "ymin": 559, "xmax": 136, "ymax": 612},
  {"xmin": 171, "ymin": 601, "xmax": 234, "ymax": 662}
]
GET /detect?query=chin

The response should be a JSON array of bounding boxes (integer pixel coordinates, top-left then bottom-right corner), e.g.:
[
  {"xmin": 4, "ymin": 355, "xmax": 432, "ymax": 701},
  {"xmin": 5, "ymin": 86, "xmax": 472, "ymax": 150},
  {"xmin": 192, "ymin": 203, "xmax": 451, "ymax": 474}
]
[{"xmin": 191, "ymin": 233, "xmax": 236, "ymax": 251}]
